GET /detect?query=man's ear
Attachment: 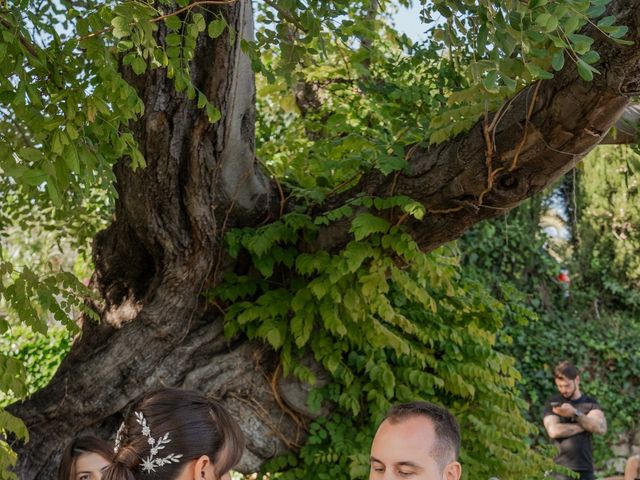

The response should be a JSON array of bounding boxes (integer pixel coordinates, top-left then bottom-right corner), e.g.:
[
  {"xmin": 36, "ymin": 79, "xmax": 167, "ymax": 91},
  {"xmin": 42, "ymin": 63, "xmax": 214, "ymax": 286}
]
[
  {"xmin": 443, "ymin": 461, "xmax": 462, "ymax": 480},
  {"xmin": 575, "ymin": 375, "xmax": 581, "ymax": 386},
  {"xmin": 192, "ymin": 455, "xmax": 214, "ymax": 480}
]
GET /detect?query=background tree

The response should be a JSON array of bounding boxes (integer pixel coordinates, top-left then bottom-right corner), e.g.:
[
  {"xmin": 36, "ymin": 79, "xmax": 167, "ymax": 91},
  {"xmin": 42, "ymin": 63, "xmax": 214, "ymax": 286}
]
[{"xmin": 1, "ymin": 0, "xmax": 639, "ymax": 478}]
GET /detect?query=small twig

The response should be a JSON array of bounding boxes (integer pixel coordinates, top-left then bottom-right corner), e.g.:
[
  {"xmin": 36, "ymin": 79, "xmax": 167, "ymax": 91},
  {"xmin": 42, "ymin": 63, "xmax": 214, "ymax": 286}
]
[
  {"xmin": 509, "ymin": 81, "xmax": 541, "ymax": 172},
  {"xmin": 487, "ymin": 87, "xmax": 530, "ymax": 149},
  {"xmin": 478, "ymin": 203, "xmax": 511, "ymax": 211},
  {"xmin": 261, "ymin": 160, "xmax": 286, "ymax": 218},
  {"xmin": 209, "ymin": 300, "xmax": 226, "ymax": 316},
  {"xmin": 210, "ymin": 167, "xmax": 254, "ymax": 285},
  {"xmin": 229, "ymin": 392, "xmax": 301, "ymax": 450},
  {"xmin": 395, "ymin": 212, "xmax": 409, "ymax": 226},
  {"xmin": 476, "ymin": 113, "xmax": 503, "ymax": 205},
  {"xmin": 388, "ymin": 169, "xmax": 404, "ymax": 197},
  {"xmin": 267, "ymin": 362, "xmax": 307, "ymax": 433},
  {"xmin": 324, "ymin": 172, "xmax": 362, "ymax": 199},
  {"xmin": 426, "ymin": 205, "xmax": 465, "ymax": 215}
]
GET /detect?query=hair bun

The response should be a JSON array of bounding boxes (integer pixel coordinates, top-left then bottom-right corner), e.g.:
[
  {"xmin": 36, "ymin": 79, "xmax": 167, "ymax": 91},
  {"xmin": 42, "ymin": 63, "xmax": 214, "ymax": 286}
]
[{"xmin": 113, "ymin": 445, "xmax": 140, "ymax": 470}]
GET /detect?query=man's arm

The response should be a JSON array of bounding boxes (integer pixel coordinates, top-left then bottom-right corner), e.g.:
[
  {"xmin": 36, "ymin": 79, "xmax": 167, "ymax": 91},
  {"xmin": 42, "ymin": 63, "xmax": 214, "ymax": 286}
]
[
  {"xmin": 624, "ymin": 454, "xmax": 640, "ymax": 480},
  {"xmin": 575, "ymin": 408, "xmax": 607, "ymax": 435},
  {"xmin": 543, "ymin": 414, "xmax": 585, "ymax": 439}
]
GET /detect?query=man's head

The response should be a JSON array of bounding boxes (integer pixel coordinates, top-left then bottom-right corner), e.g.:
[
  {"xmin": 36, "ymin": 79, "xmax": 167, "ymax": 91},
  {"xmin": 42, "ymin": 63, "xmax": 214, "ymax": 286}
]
[
  {"xmin": 369, "ymin": 401, "xmax": 462, "ymax": 480},
  {"xmin": 554, "ymin": 361, "xmax": 581, "ymax": 400}
]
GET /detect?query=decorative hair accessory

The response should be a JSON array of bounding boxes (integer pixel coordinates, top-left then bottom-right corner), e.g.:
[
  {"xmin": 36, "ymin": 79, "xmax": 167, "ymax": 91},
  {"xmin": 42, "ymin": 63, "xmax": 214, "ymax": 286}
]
[
  {"xmin": 114, "ymin": 421, "xmax": 127, "ymax": 453},
  {"xmin": 134, "ymin": 411, "xmax": 183, "ymax": 473}
]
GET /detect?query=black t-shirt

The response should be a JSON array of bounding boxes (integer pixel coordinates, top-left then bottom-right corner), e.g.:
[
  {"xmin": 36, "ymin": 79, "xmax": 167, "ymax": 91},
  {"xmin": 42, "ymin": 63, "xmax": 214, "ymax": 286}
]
[{"xmin": 543, "ymin": 394, "xmax": 602, "ymax": 472}]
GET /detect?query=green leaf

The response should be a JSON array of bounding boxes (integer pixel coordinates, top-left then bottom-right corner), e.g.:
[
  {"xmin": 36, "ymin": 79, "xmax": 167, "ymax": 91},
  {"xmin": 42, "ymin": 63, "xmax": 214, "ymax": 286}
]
[
  {"xmin": 21, "ymin": 168, "xmax": 47, "ymax": 186},
  {"xmin": 131, "ymin": 56, "xmax": 147, "ymax": 75},
  {"xmin": 534, "ymin": 13, "xmax": 551, "ymax": 27},
  {"xmin": 482, "ymin": 70, "xmax": 499, "ymax": 94},
  {"xmin": 544, "ymin": 16, "xmax": 558, "ymax": 33},
  {"xmin": 0, "ymin": 410, "xmax": 28, "ymax": 441},
  {"xmin": 350, "ymin": 214, "xmax": 391, "ymax": 241},
  {"xmin": 197, "ymin": 92, "xmax": 207, "ymax": 109},
  {"xmin": 165, "ymin": 33, "xmax": 182, "ymax": 47},
  {"xmin": 597, "ymin": 15, "xmax": 616, "ymax": 27},
  {"xmin": 551, "ymin": 50, "xmax": 565, "ymax": 71},
  {"xmin": 266, "ymin": 327, "xmax": 283, "ymax": 349},
  {"xmin": 46, "ymin": 181, "xmax": 63, "ymax": 207},
  {"xmin": 568, "ymin": 33, "xmax": 594, "ymax": 55},
  {"xmin": 192, "ymin": 13, "xmax": 206, "ymax": 33},
  {"xmin": 580, "ymin": 50, "xmax": 600, "ymax": 65},
  {"xmin": 164, "ymin": 15, "xmax": 182, "ymax": 31},
  {"xmin": 208, "ymin": 18, "xmax": 226, "ymax": 39},
  {"xmin": 18, "ymin": 147, "xmax": 43, "ymax": 163},
  {"xmin": 587, "ymin": 5, "xmax": 606, "ymax": 17},
  {"xmin": 563, "ymin": 16, "xmax": 580, "ymax": 34},
  {"xmin": 607, "ymin": 25, "xmax": 629, "ymax": 39},
  {"xmin": 291, "ymin": 314, "xmax": 313, "ymax": 347},
  {"xmin": 63, "ymin": 145, "xmax": 80, "ymax": 173},
  {"xmin": 577, "ymin": 59, "xmax": 594, "ymax": 81},
  {"xmin": 525, "ymin": 63, "xmax": 554, "ymax": 80},
  {"xmin": 206, "ymin": 104, "xmax": 221, "ymax": 123},
  {"xmin": 111, "ymin": 16, "xmax": 131, "ymax": 39}
]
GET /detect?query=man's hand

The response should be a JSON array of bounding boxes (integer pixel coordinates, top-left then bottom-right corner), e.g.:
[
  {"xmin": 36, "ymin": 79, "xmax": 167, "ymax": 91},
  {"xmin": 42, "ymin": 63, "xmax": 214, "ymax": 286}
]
[
  {"xmin": 544, "ymin": 406, "xmax": 607, "ymax": 438},
  {"xmin": 552, "ymin": 403, "xmax": 577, "ymax": 418}
]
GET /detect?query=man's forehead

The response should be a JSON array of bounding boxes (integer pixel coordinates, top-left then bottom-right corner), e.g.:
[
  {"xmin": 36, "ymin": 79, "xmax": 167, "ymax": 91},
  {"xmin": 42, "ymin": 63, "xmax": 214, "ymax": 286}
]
[
  {"xmin": 370, "ymin": 415, "xmax": 442, "ymax": 472},
  {"xmin": 555, "ymin": 376, "xmax": 573, "ymax": 384},
  {"xmin": 372, "ymin": 415, "xmax": 437, "ymax": 451}
]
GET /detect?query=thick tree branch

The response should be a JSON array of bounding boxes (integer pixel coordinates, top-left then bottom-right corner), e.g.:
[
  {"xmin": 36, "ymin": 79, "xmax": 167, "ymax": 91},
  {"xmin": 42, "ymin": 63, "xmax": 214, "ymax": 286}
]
[
  {"xmin": 601, "ymin": 104, "xmax": 640, "ymax": 144},
  {"xmin": 315, "ymin": 0, "xmax": 640, "ymax": 254}
]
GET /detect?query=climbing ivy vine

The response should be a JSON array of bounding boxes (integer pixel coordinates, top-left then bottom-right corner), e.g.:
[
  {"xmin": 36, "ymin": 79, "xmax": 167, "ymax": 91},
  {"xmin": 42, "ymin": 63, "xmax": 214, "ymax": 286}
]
[{"xmin": 212, "ymin": 208, "xmax": 553, "ymax": 478}]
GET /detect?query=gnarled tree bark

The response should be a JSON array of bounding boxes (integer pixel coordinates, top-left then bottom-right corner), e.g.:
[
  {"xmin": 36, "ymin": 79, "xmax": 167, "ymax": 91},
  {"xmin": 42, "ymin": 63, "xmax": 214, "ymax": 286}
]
[{"xmin": 7, "ymin": 0, "xmax": 640, "ymax": 478}]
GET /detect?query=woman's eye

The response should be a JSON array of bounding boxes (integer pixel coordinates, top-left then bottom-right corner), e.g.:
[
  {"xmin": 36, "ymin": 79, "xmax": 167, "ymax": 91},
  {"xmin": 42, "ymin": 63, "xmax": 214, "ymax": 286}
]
[{"xmin": 78, "ymin": 475, "xmax": 89, "ymax": 480}]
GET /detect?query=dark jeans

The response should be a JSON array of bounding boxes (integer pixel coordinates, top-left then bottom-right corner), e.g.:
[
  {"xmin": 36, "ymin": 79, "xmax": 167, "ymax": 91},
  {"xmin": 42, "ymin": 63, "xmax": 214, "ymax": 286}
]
[{"xmin": 550, "ymin": 471, "xmax": 594, "ymax": 480}]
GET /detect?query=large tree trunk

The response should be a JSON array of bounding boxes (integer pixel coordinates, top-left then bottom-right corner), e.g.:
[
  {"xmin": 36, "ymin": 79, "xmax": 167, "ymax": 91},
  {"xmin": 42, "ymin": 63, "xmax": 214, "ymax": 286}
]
[
  {"xmin": 7, "ymin": 1, "xmax": 303, "ymax": 477},
  {"xmin": 7, "ymin": 0, "xmax": 640, "ymax": 477}
]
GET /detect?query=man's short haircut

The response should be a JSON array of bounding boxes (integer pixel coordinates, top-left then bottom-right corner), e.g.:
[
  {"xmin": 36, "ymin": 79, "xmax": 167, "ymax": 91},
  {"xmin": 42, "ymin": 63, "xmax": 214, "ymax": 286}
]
[
  {"xmin": 384, "ymin": 401, "xmax": 461, "ymax": 465},
  {"xmin": 554, "ymin": 361, "xmax": 579, "ymax": 380}
]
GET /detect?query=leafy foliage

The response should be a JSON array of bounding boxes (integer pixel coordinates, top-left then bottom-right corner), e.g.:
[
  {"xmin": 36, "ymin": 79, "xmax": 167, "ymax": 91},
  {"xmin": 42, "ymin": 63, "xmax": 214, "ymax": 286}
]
[
  {"xmin": 573, "ymin": 146, "xmax": 640, "ymax": 310},
  {"xmin": 212, "ymin": 208, "xmax": 554, "ymax": 479},
  {"xmin": 459, "ymin": 157, "xmax": 640, "ymax": 472},
  {"xmin": 0, "ymin": 326, "xmax": 71, "ymax": 480}
]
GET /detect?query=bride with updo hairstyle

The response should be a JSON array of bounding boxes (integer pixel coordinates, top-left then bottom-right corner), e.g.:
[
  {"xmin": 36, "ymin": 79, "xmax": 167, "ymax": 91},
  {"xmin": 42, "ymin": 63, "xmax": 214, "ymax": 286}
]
[{"xmin": 103, "ymin": 388, "xmax": 244, "ymax": 480}]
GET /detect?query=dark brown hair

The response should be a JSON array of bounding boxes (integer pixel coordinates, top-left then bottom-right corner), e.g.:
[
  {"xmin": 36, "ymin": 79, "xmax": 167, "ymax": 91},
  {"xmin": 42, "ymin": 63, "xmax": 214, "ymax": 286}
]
[
  {"xmin": 384, "ymin": 401, "xmax": 461, "ymax": 465},
  {"xmin": 57, "ymin": 435, "xmax": 113, "ymax": 480},
  {"xmin": 554, "ymin": 360, "xmax": 579, "ymax": 380},
  {"xmin": 103, "ymin": 388, "xmax": 244, "ymax": 480}
]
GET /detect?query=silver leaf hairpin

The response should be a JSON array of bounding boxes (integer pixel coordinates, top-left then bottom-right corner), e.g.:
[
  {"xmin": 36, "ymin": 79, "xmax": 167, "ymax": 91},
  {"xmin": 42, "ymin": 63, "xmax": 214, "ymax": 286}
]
[
  {"xmin": 114, "ymin": 421, "xmax": 126, "ymax": 453},
  {"xmin": 135, "ymin": 411, "xmax": 183, "ymax": 474}
]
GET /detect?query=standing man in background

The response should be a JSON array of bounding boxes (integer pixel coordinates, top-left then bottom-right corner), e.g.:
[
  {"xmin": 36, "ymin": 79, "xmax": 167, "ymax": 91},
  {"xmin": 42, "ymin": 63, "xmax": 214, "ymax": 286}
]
[{"xmin": 543, "ymin": 361, "xmax": 607, "ymax": 480}]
